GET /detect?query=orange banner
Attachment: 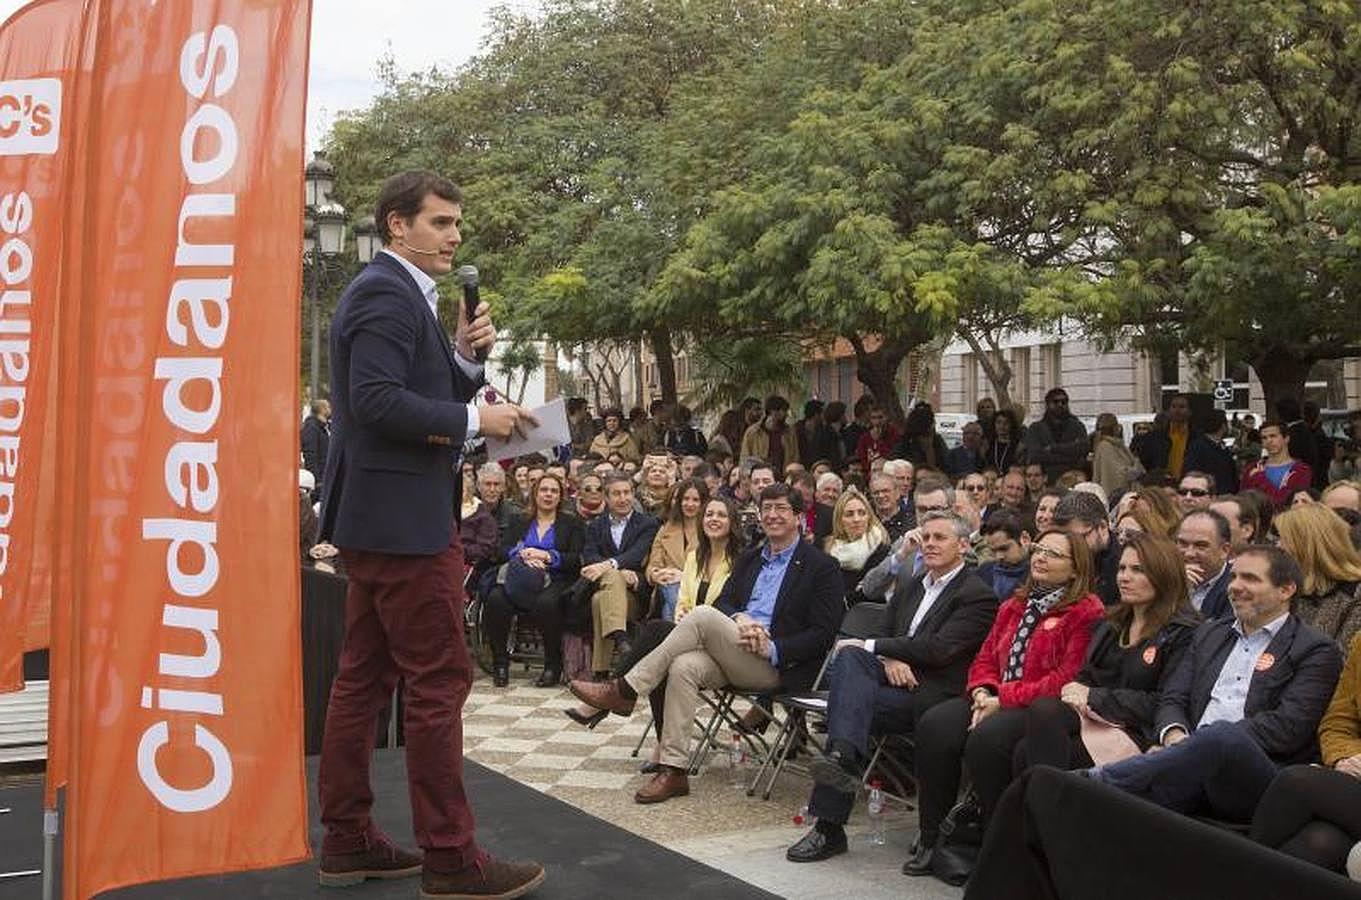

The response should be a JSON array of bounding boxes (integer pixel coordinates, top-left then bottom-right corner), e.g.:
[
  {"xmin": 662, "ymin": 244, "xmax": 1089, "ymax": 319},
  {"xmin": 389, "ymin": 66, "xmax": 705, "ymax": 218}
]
[
  {"xmin": 44, "ymin": 1, "xmax": 313, "ymax": 896},
  {"xmin": 0, "ymin": 0, "xmax": 84, "ymax": 693}
]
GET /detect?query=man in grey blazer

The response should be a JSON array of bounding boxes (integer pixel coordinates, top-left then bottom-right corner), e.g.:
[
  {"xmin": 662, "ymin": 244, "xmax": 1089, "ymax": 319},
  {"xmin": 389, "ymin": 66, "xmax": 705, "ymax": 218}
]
[{"xmin": 786, "ymin": 511, "xmax": 999, "ymax": 862}]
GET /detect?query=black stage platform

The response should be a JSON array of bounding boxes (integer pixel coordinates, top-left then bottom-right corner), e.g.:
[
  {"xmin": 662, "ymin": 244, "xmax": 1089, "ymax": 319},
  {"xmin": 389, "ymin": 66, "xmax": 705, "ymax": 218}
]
[{"xmin": 0, "ymin": 751, "xmax": 778, "ymax": 899}]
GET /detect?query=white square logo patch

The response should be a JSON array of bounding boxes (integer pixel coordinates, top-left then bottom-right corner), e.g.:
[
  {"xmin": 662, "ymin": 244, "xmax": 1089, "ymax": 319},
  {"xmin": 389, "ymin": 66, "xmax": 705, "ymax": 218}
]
[{"xmin": 0, "ymin": 78, "xmax": 61, "ymax": 156}]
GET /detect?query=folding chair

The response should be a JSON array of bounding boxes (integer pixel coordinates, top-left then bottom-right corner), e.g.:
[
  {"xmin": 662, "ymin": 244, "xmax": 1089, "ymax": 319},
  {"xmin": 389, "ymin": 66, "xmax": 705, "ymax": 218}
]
[{"xmin": 745, "ymin": 601, "xmax": 890, "ymax": 799}]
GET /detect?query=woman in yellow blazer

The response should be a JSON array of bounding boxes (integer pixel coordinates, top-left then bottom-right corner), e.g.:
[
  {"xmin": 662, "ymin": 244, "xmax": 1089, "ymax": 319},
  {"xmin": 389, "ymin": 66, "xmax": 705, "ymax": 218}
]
[
  {"xmin": 567, "ymin": 497, "xmax": 744, "ymax": 769},
  {"xmin": 1250, "ymin": 630, "xmax": 1361, "ymax": 878}
]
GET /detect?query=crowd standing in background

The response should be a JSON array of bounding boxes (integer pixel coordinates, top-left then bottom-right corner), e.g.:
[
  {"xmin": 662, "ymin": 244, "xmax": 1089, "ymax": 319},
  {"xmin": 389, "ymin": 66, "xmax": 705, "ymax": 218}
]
[{"xmin": 300, "ymin": 388, "xmax": 1361, "ymax": 887}]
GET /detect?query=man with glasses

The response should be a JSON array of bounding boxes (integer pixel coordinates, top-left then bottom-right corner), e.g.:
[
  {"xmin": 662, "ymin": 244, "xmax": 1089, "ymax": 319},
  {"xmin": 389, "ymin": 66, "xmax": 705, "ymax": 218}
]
[
  {"xmin": 1177, "ymin": 471, "xmax": 1217, "ymax": 514},
  {"xmin": 1052, "ymin": 490, "xmax": 1120, "ymax": 605},
  {"xmin": 569, "ymin": 483, "xmax": 843, "ymax": 804},
  {"xmin": 869, "ymin": 473, "xmax": 912, "ymax": 542},
  {"xmin": 1022, "ymin": 388, "xmax": 1089, "ymax": 482}
]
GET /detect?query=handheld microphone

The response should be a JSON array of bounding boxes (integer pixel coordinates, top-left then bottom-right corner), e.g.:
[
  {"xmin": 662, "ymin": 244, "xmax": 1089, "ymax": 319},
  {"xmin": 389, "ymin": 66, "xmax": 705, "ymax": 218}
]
[{"xmin": 458, "ymin": 265, "xmax": 488, "ymax": 363}]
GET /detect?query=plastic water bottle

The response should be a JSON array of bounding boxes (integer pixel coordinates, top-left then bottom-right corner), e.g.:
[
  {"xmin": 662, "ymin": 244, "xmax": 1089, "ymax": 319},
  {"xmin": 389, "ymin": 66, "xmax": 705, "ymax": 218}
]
[
  {"xmin": 792, "ymin": 804, "xmax": 809, "ymax": 827},
  {"xmin": 729, "ymin": 733, "xmax": 747, "ymax": 787},
  {"xmin": 866, "ymin": 780, "xmax": 887, "ymax": 845}
]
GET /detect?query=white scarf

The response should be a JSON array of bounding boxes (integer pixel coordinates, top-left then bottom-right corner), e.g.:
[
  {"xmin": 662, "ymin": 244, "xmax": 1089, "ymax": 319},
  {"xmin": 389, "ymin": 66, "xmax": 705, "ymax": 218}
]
[{"xmin": 828, "ymin": 532, "xmax": 879, "ymax": 571}]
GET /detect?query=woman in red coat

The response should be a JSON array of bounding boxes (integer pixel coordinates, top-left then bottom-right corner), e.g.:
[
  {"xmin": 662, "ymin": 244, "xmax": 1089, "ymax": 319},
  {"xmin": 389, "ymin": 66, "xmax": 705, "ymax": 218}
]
[{"xmin": 905, "ymin": 529, "xmax": 1105, "ymax": 882}]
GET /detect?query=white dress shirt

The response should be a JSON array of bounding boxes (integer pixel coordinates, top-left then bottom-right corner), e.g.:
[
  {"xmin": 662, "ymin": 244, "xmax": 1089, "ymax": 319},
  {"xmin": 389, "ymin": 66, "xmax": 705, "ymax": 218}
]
[
  {"xmin": 380, "ymin": 249, "xmax": 484, "ymax": 436},
  {"xmin": 866, "ymin": 561, "xmax": 966, "ymax": 654}
]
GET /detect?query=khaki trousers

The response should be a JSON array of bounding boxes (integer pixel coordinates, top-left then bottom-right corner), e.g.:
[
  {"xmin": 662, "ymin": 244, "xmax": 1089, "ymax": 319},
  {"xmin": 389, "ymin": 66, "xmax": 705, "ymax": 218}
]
[
  {"xmin": 589, "ymin": 570, "xmax": 637, "ymax": 671},
  {"xmin": 624, "ymin": 606, "xmax": 780, "ymax": 769}
]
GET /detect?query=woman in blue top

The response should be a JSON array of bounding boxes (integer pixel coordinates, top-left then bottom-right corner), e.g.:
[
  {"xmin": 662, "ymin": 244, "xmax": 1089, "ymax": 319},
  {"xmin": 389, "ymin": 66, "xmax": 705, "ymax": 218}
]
[{"xmin": 482, "ymin": 472, "xmax": 586, "ymax": 687}]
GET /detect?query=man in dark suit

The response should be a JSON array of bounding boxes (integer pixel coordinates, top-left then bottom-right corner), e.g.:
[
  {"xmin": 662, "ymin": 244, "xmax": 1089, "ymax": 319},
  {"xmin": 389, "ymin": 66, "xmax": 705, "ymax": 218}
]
[
  {"xmin": 300, "ymin": 397, "xmax": 331, "ymax": 497},
  {"xmin": 315, "ymin": 171, "xmax": 543, "ymax": 899},
  {"xmin": 1176, "ymin": 509, "xmax": 1234, "ymax": 621},
  {"xmin": 1088, "ymin": 546, "xmax": 1343, "ymax": 822},
  {"xmin": 786, "ymin": 511, "xmax": 999, "ymax": 862},
  {"xmin": 569, "ymin": 482, "xmax": 843, "ymax": 803},
  {"xmin": 578, "ymin": 473, "xmax": 660, "ymax": 673}
]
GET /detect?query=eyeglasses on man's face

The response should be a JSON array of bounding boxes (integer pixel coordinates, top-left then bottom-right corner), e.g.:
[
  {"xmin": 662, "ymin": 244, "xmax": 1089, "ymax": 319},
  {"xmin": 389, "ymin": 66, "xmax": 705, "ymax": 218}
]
[{"xmin": 1033, "ymin": 544, "xmax": 1072, "ymax": 560}]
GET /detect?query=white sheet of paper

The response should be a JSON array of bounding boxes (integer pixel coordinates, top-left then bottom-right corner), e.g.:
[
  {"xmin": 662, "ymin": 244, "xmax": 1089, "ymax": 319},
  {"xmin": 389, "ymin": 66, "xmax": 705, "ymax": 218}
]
[{"xmin": 484, "ymin": 397, "xmax": 570, "ymax": 462}]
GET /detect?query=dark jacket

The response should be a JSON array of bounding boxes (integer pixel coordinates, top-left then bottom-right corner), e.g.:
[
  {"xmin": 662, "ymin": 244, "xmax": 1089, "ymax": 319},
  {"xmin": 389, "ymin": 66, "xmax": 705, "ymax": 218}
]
[
  {"xmin": 978, "ymin": 557, "xmax": 1029, "ymax": 605},
  {"xmin": 983, "ymin": 437, "xmax": 1023, "ymax": 474},
  {"xmin": 1155, "ymin": 615, "xmax": 1344, "ymax": 765},
  {"xmin": 944, "ymin": 445, "xmax": 984, "ymax": 479},
  {"xmin": 1079, "ymin": 613, "xmax": 1199, "ymax": 749},
  {"xmin": 1192, "ymin": 563, "xmax": 1234, "ymax": 622},
  {"xmin": 499, "ymin": 511, "xmax": 586, "ymax": 582},
  {"xmin": 319, "ymin": 253, "xmax": 482, "ymax": 554},
  {"xmin": 459, "ymin": 504, "xmax": 499, "ymax": 569},
  {"xmin": 863, "ymin": 566, "xmax": 999, "ymax": 709},
  {"xmin": 1134, "ymin": 426, "xmax": 1214, "ymax": 479},
  {"xmin": 893, "ymin": 432, "xmax": 950, "ymax": 471},
  {"xmin": 1022, "ymin": 415, "xmax": 1089, "ymax": 480},
  {"xmin": 662, "ymin": 425, "xmax": 708, "ymax": 458},
  {"xmin": 581, "ymin": 511, "xmax": 660, "ymax": 574},
  {"xmin": 798, "ymin": 421, "xmax": 844, "ymax": 468},
  {"xmin": 1183, "ymin": 437, "xmax": 1240, "ymax": 494},
  {"xmin": 300, "ymin": 414, "xmax": 330, "ymax": 488},
  {"xmin": 715, "ymin": 540, "xmax": 843, "ymax": 692}
]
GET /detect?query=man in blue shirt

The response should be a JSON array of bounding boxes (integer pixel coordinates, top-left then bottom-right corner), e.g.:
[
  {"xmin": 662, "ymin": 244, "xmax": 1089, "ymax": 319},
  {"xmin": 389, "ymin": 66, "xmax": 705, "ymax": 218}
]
[{"xmin": 569, "ymin": 483, "xmax": 843, "ymax": 804}]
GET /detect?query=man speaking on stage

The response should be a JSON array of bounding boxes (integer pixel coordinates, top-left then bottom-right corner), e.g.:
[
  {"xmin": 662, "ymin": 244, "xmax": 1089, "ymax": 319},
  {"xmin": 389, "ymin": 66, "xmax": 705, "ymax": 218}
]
[{"xmin": 316, "ymin": 170, "xmax": 544, "ymax": 899}]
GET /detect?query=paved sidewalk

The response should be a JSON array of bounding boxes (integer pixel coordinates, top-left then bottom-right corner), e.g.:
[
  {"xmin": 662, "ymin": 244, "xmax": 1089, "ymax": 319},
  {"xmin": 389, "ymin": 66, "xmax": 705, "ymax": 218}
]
[{"xmin": 465, "ymin": 672, "xmax": 964, "ymax": 900}]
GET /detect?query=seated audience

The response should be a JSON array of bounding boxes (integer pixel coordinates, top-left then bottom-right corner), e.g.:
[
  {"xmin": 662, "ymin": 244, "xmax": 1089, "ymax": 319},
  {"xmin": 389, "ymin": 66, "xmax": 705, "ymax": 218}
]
[
  {"xmin": 894, "ymin": 403, "xmax": 950, "ymax": 471},
  {"xmin": 477, "ymin": 462, "xmax": 523, "ymax": 544},
  {"xmin": 482, "ymin": 473, "xmax": 586, "ymax": 687},
  {"xmin": 638, "ymin": 452, "xmax": 677, "ymax": 518},
  {"xmin": 786, "ymin": 512, "xmax": 998, "ymax": 863},
  {"xmin": 1032, "ymin": 487, "xmax": 1067, "ymax": 534},
  {"xmin": 1323, "ymin": 480, "xmax": 1361, "ymax": 515},
  {"xmin": 983, "ymin": 470, "xmax": 1031, "ymax": 522},
  {"xmin": 1251, "ymin": 630, "xmax": 1361, "ymax": 875},
  {"xmin": 566, "ymin": 497, "xmax": 744, "ymax": 771},
  {"xmin": 823, "ymin": 487, "xmax": 891, "ymax": 605},
  {"xmin": 663, "ymin": 404, "xmax": 708, "ymax": 458},
  {"xmin": 708, "ymin": 409, "xmax": 744, "ymax": 460},
  {"xmin": 978, "ymin": 510, "xmax": 1032, "ymax": 602},
  {"xmin": 1086, "ymin": 546, "xmax": 1343, "ymax": 823},
  {"xmin": 1010, "ymin": 533, "xmax": 1199, "ymax": 779},
  {"xmin": 1130, "ymin": 486, "xmax": 1182, "ymax": 537},
  {"xmin": 984, "ymin": 409, "xmax": 1023, "ymax": 475},
  {"xmin": 1053, "ymin": 491, "xmax": 1120, "ymax": 605},
  {"xmin": 578, "ymin": 475, "xmax": 660, "ymax": 674},
  {"xmin": 740, "ymin": 394, "xmax": 798, "ymax": 471},
  {"xmin": 1176, "ymin": 509, "xmax": 1235, "ymax": 620},
  {"xmin": 854, "ymin": 404, "xmax": 901, "ymax": 472},
  {"xmin": 1274, "ymin": 504, "xmax": 1361, "ymax": 648},
  {"xmin": 568, "ymin": 483, "xmax": 842, "ymax": 804},
  {"xmin": 589, "ymin": 408, "xmax": 642, "ymax": 463},
  {"xmin": 869, "ymin": 472, "xmax": 912, "ymax": 542},
  {"xmin": 1210, "ymin": 493, "xmax": 1260, "ymax": 548},
  {"xmin": 945, "ymin": 421, "xmax": 986, "ymax": 479},
  {"xmin": 1023, "ymin": 462, "xmax": 1048, "ymax": 503},
  {"xmin": 815, "ymin": 472, "xmax": 844, "ymax": 507},
  {"xmin": 458, "ymin": 476, "xmax": 499, "ymax": 572},
  {"xmin": 907, "ymin": 529, "xmax": 1104, "ymax": 878},
  {"xmin": 646, "ymin": 478, "xmax": 708, "ymax": 621},
  {"xmin": 1176, "ymin": 471, "xmax": 1217, "ymax": 514}
]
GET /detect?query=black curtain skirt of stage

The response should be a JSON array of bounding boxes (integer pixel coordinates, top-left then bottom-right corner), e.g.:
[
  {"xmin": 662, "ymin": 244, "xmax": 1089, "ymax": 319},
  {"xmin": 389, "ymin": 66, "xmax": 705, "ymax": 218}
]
[{"xmin": 0, "ymin": 751, "xmax": 778, "ymax": 900}]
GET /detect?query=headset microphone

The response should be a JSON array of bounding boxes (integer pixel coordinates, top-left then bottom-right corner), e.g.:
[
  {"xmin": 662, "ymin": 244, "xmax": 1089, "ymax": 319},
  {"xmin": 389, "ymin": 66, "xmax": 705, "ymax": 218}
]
[
  {"xmin": 397, "ymin": 238, "xmax": 444, "ymax": 257},
  {"xmin": 458, "ymin": 265, "xmax": 489, "ymax": 363}
]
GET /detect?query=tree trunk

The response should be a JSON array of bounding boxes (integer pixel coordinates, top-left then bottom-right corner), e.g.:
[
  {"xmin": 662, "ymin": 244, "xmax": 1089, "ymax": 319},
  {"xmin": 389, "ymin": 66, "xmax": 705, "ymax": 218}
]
[
  {"xmin": 959, "ymin": 327, "xmax": 1014, "ymax": 412},
  {"xmin": 847, "ymin": 333, "xmax": 913, "ymax": 425},
  {"xmin": 649, "ymin": 329, "xmax": 679, "ymax": 406},
  {"xmin": 542, "ymin": 340, "xmax": 560, "ymax": 400},
  {"xmin": 1249, "ymin": 347, "xmax": 1314, "ymax": 418}
]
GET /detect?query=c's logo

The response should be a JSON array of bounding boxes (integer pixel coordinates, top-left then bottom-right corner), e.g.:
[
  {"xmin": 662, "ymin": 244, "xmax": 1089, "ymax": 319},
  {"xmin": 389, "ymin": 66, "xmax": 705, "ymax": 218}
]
[{"xmin": 0, "ymin": 79, "xmax": 61, "ymax": 155}]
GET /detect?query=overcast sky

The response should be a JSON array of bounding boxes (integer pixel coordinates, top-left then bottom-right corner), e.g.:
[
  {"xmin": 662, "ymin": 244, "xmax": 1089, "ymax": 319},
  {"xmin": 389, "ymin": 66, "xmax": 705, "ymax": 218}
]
[{"xmin": 0, "ymin": 0, "xmax": 541, "ymax": 147}]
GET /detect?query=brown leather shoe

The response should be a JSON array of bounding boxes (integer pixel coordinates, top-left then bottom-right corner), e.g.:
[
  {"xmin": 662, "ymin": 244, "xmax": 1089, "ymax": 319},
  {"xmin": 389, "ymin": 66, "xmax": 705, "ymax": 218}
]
[
  {"xmin": 568, "ymin": 677, "xmax": 635, "ymax": 717},
  {"xmin": 318, "ymin": 836, "xmax": 422, "ymax": 887},
  {"xmin": 633, "ymin": 766, "xmax": 690, "ymax": 804},
  {"xmin": 420, "ymin": 856, "xmax": 545, "ymax": 899}
]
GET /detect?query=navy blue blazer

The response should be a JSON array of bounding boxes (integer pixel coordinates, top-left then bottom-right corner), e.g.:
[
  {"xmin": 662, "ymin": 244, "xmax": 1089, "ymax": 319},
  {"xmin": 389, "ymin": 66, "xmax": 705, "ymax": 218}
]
[
  {"xmin": 1196, "ymin": 565, "xmax": 1233, "ymax": 622},
  {"xmin": 1155, "ymin": 615, "xmax": 1343, "ymax": 765},
  {"xmin": 581, "ymin": 511, "xmax": 660, "ymax": 574},
  {"xmin": 714, "ymin": 540, "xmax": 843, "ymax": 692},
  {"xmin": 318, "ymin": 252, "xmax": 483, "ymax": 555}
]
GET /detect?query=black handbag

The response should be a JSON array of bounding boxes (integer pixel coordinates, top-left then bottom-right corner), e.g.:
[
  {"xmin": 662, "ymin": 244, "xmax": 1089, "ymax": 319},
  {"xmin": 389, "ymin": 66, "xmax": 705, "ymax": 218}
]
[{"xmin": 932, "ymin": 791, "xmax": 983, "ymax": 886}]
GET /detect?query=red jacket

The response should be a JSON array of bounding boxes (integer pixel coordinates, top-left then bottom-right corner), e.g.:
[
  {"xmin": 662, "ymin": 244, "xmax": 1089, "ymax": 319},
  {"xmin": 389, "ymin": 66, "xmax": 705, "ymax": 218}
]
[
  {"xmin": 1240, "ymin": 459, "xmax": 1314, "ymax": 509},
  {"xmin": 855, "ymin": 426, "xmax": 901, "ymax": 471},
  {"xmin": 967, "ymin": 592, "xmax": 1104, "ymax": 708}
]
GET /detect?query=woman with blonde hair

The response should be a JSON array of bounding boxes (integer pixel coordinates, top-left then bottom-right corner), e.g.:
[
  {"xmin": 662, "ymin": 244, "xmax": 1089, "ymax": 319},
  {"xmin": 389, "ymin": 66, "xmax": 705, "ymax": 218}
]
[
  {"xmin": 823, "ymin": 487, "xmax": 890, "ymax": 604},
  {"xmin": 1275, "ymin": 504, "xmax": 1361, "ymax": 648}
]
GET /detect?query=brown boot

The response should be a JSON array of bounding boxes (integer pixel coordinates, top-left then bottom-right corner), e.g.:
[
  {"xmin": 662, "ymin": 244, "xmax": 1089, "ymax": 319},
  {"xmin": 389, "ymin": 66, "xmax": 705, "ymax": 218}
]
[
  {"xmin": 318, "ymin": 835, "xmax": 422, "ymax": 887},
  {"xmin": 568, "ymin": 677, "xmax": 636, "ymax": 717},
  {"xmin": 633, "ymin": 766, "xmax": 690, "ymax": 804},
  {"xmin": 420, "ymin": 855, "xmax": 545, "ymax": 899}
]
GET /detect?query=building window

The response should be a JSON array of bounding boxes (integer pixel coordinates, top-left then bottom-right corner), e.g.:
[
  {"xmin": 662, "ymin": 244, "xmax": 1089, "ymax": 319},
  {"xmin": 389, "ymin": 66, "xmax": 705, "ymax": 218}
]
[
  {"xmin": 1044, "ymin": 343, "xmax": 1064, "ymax": 392},
  {"xmin": 961, "ymin": 352, "xmax": 979, "ymax": 410},
  {"xmin": 1158, "ymin": 346, "xmax": 1180, "ymax": 410},
  {"xmin": 837, "ymin": 359, "xmax": 854, "ymax": 402},
  {"xmin": 1010, "ymin": 346, "xmax": 1031, "ymax": 406}
]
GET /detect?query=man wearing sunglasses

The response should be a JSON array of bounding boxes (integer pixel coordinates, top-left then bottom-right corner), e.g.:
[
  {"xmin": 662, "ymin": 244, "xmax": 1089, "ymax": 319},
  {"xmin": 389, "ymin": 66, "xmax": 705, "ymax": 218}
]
[
  {"xmin": 1176, "ymin": 471, "xmax": 1217, "ymax": 514},
  {"xmin": 1022, "ymin": 388, "xmax": 1089, "ymax": 483}
]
